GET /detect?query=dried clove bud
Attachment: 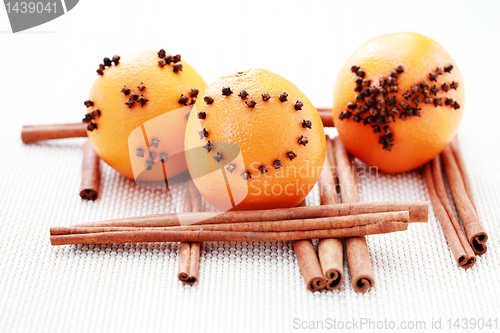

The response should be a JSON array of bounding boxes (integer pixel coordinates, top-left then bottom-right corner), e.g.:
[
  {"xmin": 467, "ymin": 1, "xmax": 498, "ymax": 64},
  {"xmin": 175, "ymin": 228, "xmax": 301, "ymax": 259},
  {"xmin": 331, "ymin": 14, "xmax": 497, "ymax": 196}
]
[
  {"xmin": 121, "ymin": 86, "xmax": 130, "ymax": 95},
  {"xmin": 372, "ymin": 125, "xmax": 381, "ymax": 133},
  {"xmin": 411, "ymin": 85, "xmax": 420, "ymax": 94},
  {"xmin": 370, "ymin": 87, "xmax": 379, "ymax": 96},
  {"xmin": 203, "ymin": 141, "xmax": 214, "ymax": 152},
  {"xmin": 190, "ymin": 89, "xmax": 199, "ymax": 98},
  {"xmin": 396, "ymin": 64, "xmax": 405, "ymax": 73},
  {"xmin": 354, "ymin": 86, "xmax": 362, "ymax": 93},
  {"xmin": 87, "ymin": 123, "xmax": 97, "ymax": 131},
  {"xmin": 165, "ymin": 55, "xmax": 174, "ymax": 64},
  {"xmin": 379, "ymin": 77, "xmax": 387, "ymax": 87},
  {"xmin": 351, "ymin": 65, "xmax": 360, "ymax": 73},
  {"xmin": 436, "ymin": 67, "xmax": 444, "ymax": 75},
  {"xmin": 376, "ymin": 117, "xmax": 386, "ymax": 125},
  {"xmin": 273, "ymin": 160, "xmax": 282, "ymax": 169},
  {"xmin": 390, "ymin": 107, "xmax": 400, "ymax": 115},
  {"xmin": 136, "ymin": 148, "xmax": 145, "ymax": 157},
  {"xmin": 151, "ymin": 139, "xmax": 160, "ymax": 148},
  {"xmin": 198, "ymin": 128, "xmax": 209, "ymax": 139},
  {"xmin": 149, "ymin": 152, "xmax": 157, "ymax": 161},
  {"xmin": 389, "ymin": 85, "xmax": 398, "ymax": 93},
  {"xmin": 380, "ymin": 108, "xmax": 388, "ymax": 116},
  {"xmin": 444, "ymin": 63, "xmax": 453, "ymax": 73},
  {"xmin": 173, "ymin": 63, "xmax": 183, "ymax": 73},
  {"xmin": 453, "ymin": 101, "xmax": 460, "ymax": 109},
  {"xmin": 420, "ymin": 81, "xmax": 429, "ymax": 89},
  {"xmin": 355, "ymin": 95, "xmax": 364, "ymax": 103},
  {"xmin": 339, "ymin": 111, "xmax": 352, "ymax": 120},
  {"xmin": 387, "ymin": 115, "xmax": 395, "ymax": 123},
  {"xmin": 125, "ymin": 99, "xmax": 135, "ymax": 108},
  {"xmin": 347, "ymin": 102, "xmax": 356, "ymax": 110},
  {"xmin": 388, "ymin": 96, "xmax": 396, "ymax": 105},
  {"xmin": 450, "ymin": 81, "xmax": 459, "ymax": 90},
  {"xmin": 112, "ymin": 55, "xmax": 120, "ymax": 65},
  {"xmin": 434, "ymin": 98, "xmax": 443, "ymax": 107},
  {"xmin": 82, "ymin": 114, "xmax": 92, "ymax": 123},
  {"xmin": 91, "ymin": 109, "xmax": 101, "ymax": 118},
  {"xmin": 84, "ymin": 100, "xmax": 94, "ymax": 107},
  {"xmin": 262, "ymin": 92, "xmax": 271, "ymax": 101},
  {"xmin": 390, "ymin": 70, "xmax": 398, "ymax": 78},
  {"xmin": 403, "ymin": 91, "xmax": 411, "ymax": 100},
  {"xmin": 198, "ymin": 111, "xmax": 207, "ymax": 119},
  {"xmin": 298, "ymin": 136, "xmax": 309, "ymax": 146},
  {"xmin": 239, "ymin": 90, "xmax": 249, "ymax": 99},
  {"xmin": 222, "ymin": 87, "xmax": 233, "ymax": 96},
  {"xmin": 359, "ymin": 104, "xmax": 369, "ymax": 113},
  {"xmin": 103, "ymin": 57, "xmax": 112, "ymax": 67},
  {"xmin": 179, "ymin": 94, "xmax": 189, "ymax": 105},
  {"xmin": 294, "ymin": 101, "xmax": 304, "ymax": 110},
  {"xmin": 430, "ymin": 86, "xmax": 440, "ymax": 95},
  {"xmin": 400, "ymin": 101, "xmax": 409, "ymax": 109},
  {"xmin": 369, "ymin": 108, "xmax": 378, "ymax": 116},
  {"xmin": 246, "ymin": 99, "xmax": 256, "ymax": 108},
  {"xmin": 138, "ymin": 83, "xmax": 146, "ymax": 91},
  {"xmin": 259, "ymin": 166, "xmax": 267, "ymax": 174},
  {"xmin": 425, "ymin": 97, "xmax": 434, "ymax": 104},
  {"xmin": 158, "ymin": 59, "xmax": 166, "ymax": 67},
  {"xmin": 302, "ymin": 119, "xmax": 312, "ymax": 129},
  {"xmin": 226, "ymin": 164, "xmax": 236, "ymax": 173},
  {"xmin": 355, "ymin": 77, "xmax": 363, "ymax": 86},
  {"xmin": 362, "ymin": 79, "xmax": 371, "ymax": 87},
  {"xmin": 213, "ymin": 152, "xmax": 223, "ymax": 163},
  {"xmin": 97, "ymin": 68, "xmax": 104, "ymax": 76},
  {"xmin": 361, "ymin": 89, "xmax": 370, "ymax": 98},
  {"xmin": 445, "ymin": 98, "xmax": 454, "ymax": 106},
  {"xmin": 173, "ymin": 54, "xmax": 181, "ymax": 62},
  {"xmin": 159, "ymin": 153, "xmax": 169, "ymax": 162},
  {"xmin": 441, "ymin": 83, "xmax": 450, "ymax": 92},
  {"xmin": 413, "ymin": 96, "xmax": 422, "ymax": 106},
  {"xmin": 158, "ymin": 49, "xmax": 166, "ymax": 58},
  {"xmin": 379, "ymin": 88, "xmax": 388, "ymax": 96},
  {"xmin": 356, "ymin": 69, "xmax": 365, "ymax": 78},
  {"xmin": 429, "ymin": 73, "xmax": 438, "ymax": 81},
  {"xmin": 241, "ymin": 171, "xmax": 252, "ymax": 180},
  {"xmin": 367, "ymin": 97, "xmax": 377, "ymax": 107},
  {"xmin": 279, "ymin": 92, "xmax": 288, "ymax": 102},
  {"xmin": 204, "ymin": 96, "xmax": 214, "ymax": 104},
  {"xmin": 145, "ymin": 160, "xmax": 153, "ymax": 171},
  {"xmin": 286, "ymin": 151, "xmax": 297, "ymax": 161},
  {"xmin": 388, "ymin": 76, "xmax": 397, "ymax": 86},
  {"xmin": 138, "ymin": 95, "xmax": 148, "ymax": 107}
]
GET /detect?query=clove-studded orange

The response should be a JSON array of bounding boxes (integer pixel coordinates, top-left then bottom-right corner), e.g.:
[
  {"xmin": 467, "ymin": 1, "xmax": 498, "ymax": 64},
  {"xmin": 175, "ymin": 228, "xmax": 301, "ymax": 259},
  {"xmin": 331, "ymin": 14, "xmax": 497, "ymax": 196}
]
[
  {"xmin": 84, "ymin": 50, "xmax": 207, "ymax": 181},
  {"xmin": 332, "ymin": 33, "xmax": 464, "ymax": 173},
  {"xmin": 185, "ymin": 69, "xmax": 325, "ymax": 211}
]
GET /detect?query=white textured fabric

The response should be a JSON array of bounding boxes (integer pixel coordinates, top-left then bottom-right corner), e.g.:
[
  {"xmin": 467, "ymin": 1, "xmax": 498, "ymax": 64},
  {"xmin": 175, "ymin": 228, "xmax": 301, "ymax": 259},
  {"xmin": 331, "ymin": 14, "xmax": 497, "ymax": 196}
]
[{"xmin": 1, "ymin": 1, "xmax": 500, "ymax": 332}]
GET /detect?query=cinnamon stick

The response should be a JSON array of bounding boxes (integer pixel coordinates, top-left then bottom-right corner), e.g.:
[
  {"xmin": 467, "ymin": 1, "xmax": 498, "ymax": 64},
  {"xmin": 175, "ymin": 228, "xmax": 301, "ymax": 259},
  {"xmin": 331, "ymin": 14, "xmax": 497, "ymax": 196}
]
[
  {"xmin": 187, "ymin": 182, "xmax": 202, "ymax": 284},
  {"xmin": 425, "ymin": 161, "xmax": 475, "ymax": 268},
  {"xmin": 71, "ymin": 201, "xmax": 427, "ymax": 228},
  {"xmin": 79, "ymin": 140, "xmax": 100, "ymax": 200},
  {"xmin": 333, "ymin": 136, "xmax": 374, "ymax": 293},
  {"xmin": 441, "ymin": 146, "xmax": 488, "ymax": 255},
  {"xmin": 51, "ymin": 220, "xmax": 408, "ymax": 246},
  {"xmin": 178, "ymin": 184, "xmax": 194, "ymax": 284},
  {"xmin": 52, "ymin": 211, "xmax": 409, "ymax": 235},
  {"xmin": 450, "ymin": 136, "xmax": 477, "ymax": 212},
  {"xmin": 21, "ymin": 123, "xmax": 87, "ymax": 143},
  {"xmin": 318, "ymin": 138, "xmax": 344, "ymax": 289}
]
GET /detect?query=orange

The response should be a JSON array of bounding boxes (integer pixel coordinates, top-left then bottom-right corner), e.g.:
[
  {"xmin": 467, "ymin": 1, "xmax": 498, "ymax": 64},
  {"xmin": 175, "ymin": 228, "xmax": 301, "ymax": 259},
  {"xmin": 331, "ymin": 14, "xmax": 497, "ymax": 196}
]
[
  {"xmin": 185, "ymin": 69, "xmax": 325, "ymax": 211},
  {"xmin": 84, "ymin": 50, "xmax": 207, "ymax": 181},
  {"xmin": 332, "ymin": 32, "xmax": 464, "ymax": 173}
]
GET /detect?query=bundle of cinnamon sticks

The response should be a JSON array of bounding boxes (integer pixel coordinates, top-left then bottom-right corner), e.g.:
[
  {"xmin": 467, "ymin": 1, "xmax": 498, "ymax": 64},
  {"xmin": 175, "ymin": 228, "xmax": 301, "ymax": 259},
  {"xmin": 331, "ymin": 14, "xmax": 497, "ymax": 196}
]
[{"xmin": 424, "ymin": 136, "xmax": 487, "ymax": 269}]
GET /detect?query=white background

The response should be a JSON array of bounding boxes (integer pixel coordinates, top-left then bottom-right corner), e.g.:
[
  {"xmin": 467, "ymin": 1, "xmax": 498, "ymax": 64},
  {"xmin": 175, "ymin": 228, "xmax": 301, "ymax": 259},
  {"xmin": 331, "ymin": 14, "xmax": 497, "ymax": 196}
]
[{"xmin": 1, "ymin": 1, "xmax": 500, "ymax": 332}]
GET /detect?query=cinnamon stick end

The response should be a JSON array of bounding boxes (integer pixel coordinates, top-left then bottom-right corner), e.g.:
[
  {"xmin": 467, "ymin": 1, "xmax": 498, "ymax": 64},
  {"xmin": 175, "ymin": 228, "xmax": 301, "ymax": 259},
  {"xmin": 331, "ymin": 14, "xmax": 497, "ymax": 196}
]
[
  {"xmin": 458, "ymin": 255, "xmax": 476, "ymax": 269},
  {"xmin": 307, "ymin": 277, "xmax": 327, "ymax": 292},
  {"xmin": 80, "ymin": 188, "xmax": 98, "ymax": 200},
  {"xmin": 353, "ymin": 276, "xmax": 374, "ymax": 293},
  {"xmin": 472, "ymin": 236, "xmax": 488, "ymax": 255},
  {"xmin": 325, "ymin": 270, "xmax": 343, "ymax": 290}
]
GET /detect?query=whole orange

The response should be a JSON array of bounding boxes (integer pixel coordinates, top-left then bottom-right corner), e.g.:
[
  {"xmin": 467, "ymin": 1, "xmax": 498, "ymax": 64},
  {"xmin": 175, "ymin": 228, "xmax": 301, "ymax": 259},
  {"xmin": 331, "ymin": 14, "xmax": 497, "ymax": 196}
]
[
  {"xmin": 332, "ymin": 32, "xmax": 464, "ymax": 173},
  {"xmin": 84, "ymin": 50, "xmax": 207, "ymax": 181},
  {"xmin": 185, "ymin": 69, "xmax": 325, "ymax": 211}
]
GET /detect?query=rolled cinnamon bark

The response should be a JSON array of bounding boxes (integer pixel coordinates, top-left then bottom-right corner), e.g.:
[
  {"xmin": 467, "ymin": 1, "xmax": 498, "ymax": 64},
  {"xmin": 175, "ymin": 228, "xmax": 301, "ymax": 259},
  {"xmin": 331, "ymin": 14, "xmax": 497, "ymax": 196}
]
[
  {"xmin": 21, "ymin": 123, "xmax": 87, "ymax": 143},
  {"xmin": 72, "ymin": 201, "xmax": 427, "ymax": 228},
  {"xmin": 441, "ymin": 146, "xmax": 488, "ymax": 255},
  {"xmin": 425, "ymin": 161, "xmax": 475, "ymax": 268},
  {"xmin": 50, "ymin": 220, "xmax": 408, "ymax": 246},
  {"xmin": 333, "ymin": 137, "xmax": 374, "ymax": 293},
  {"xmin": 51, "ymin": 211, "xmax": 409, "ymax": 235},
  {"xmin": 187, "ymin": 182, "xmax": 202, "ymax": 284},
  {"xmin": 79, "ymin": 141, "xmax": 100, "ymax": 200},
  {"xmin": 292, "ymin": 200, "xmax": 326, "ymax": 292},
  {"xmin": 178, "ymin": 185, "xmax": 194, "ymax": 284},
  {"xmin": 450, "ymin": 136, "xmax": 477, "ymax": 212},
  {"xmin": 316, "ymin": 108, "xmax": 334, "ymax": 127},
  {"xmin": 318, "ymin": 138, "xmax": 344, "ymax": 289}
]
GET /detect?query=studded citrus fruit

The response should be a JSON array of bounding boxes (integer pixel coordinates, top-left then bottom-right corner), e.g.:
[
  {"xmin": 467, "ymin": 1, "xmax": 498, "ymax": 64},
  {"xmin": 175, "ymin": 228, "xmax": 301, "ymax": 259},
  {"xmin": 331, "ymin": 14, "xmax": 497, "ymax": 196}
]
[
  {"xmin": 185, "ymin": 69, "xmax": 326, "ymax": 211},
  {"xmin": 332, "ymin": 32, "xmax": 464, "ymax": 173},
  {"xmin": 84, "ymin": 50, "xmax": 207, "ymax": 181}
]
